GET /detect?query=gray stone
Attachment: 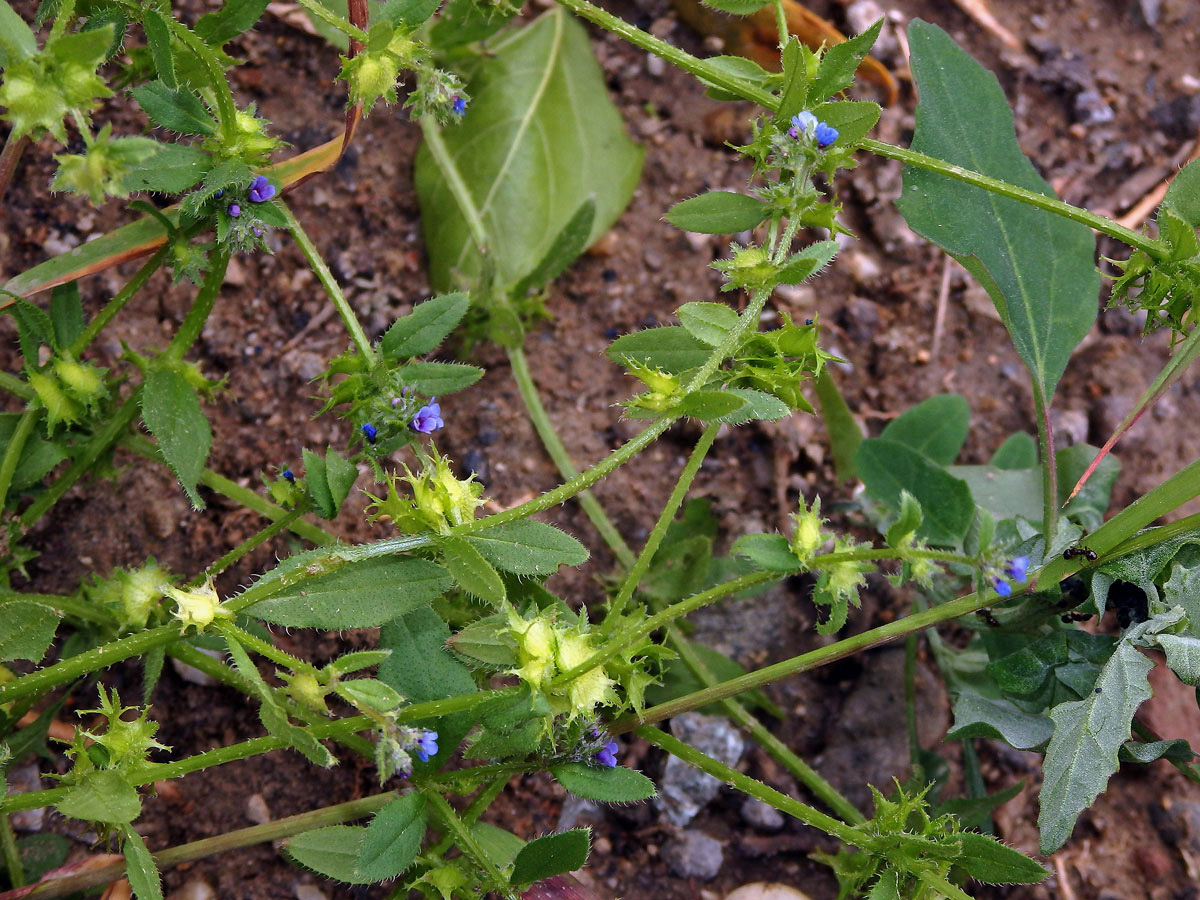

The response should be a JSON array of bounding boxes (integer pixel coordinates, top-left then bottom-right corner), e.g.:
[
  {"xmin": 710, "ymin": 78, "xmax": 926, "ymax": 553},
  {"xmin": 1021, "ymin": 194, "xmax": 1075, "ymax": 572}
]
[
  {"xmin": 663, "ymin": 830, "xmax": 724, "ymax": 881},
  {"xmin": 740, "ymin": 797, "xmax": 785, "ymax": 832},
  {"xmin": 656, "ymin": 713, "xmax": 746, "ymax": 826}
]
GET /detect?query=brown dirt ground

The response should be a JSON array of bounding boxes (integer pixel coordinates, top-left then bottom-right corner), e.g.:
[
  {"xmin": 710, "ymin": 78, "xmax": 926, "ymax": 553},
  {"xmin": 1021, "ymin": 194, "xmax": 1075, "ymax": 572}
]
[{"xmin": 5, "ymin": 0, "xmax": 1200, "ymax": 897}]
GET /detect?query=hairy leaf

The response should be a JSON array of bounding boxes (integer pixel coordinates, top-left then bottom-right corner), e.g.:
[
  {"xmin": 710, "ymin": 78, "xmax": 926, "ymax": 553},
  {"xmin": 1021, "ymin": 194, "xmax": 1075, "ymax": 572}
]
[{"xmin": 1038, "ymin": 640, "xmax": 1153, "ymax": 853}]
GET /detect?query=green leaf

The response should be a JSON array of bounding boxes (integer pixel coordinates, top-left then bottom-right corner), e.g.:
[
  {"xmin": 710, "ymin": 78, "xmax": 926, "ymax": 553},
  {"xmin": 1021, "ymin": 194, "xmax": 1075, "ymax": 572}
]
[
  {"xmin": 679, "ymin": 390, "xmax": 745, "ymax": 421},
  {"xmin": 0, "ymin": 600, "xmax": 58, "ymax": 662},
  {"xmin": 49, "ymin": 282, "xmax": 84, "ymax": 349},
  {"xmin": 511, "ymin": 199, "xmax": 596, "ymax": 297},
  {"xmin": 776, "ymin": 240, "xmax": 839, "ymax": 284},
  {"xmin": 380, "ymin": 606, "xmax": 477, "ymax": 701},
  {"xmin": 123, "ymin": 827, "xmax": 164, "ymax": 900},
  {"xmin": 955, "ymin": 832, "xmax": 1047, "ymax": 885},
  {"xmin": 195, "ymin": 0, "xmax": 271, "ymax": 45},
  {"xmin": 947, "ymin": 465, "xmax": 1040, "ymax": 523},
  {"xmin": 510, "ymin": 828, "xmax": 590, "ymax": 886},
  {"xmin": 121, "ymin": 144, "xmax": 210, "ymax": 195},
  {"xmin": 465, "ymin": 520, "xmax": 588, "ymax": 576},
  {"xmin": 856, "ymin": 438, "xmax": 973, "ymax": 545},
  {"xmin": 1164, "ymin": 157, "xmax": 1200, "ymax": 227},
  {"xmin": 0, "ymin": 1, "xmax": 36, "ymax": 65},
  {"xmin": 1156, "ymin": 634, "xmax": 1200, "ymax": 684},
  {"xmin": 57, "ymin": 770, "xmax": 141, "ymax": 824},
  {"xmin": 881, "ymin": 394, "xmax": 970, "ymax": 465},
  {"xmin": 130, "ymin": 82, "xmax": 216, "ymax": 136},
  {"xmin": 896, "ymin": 21, "xmax": 1099, "ymax": 404},
  {"xmin": 1038, "ymin": 640, "xmax": 1153, "ymax": 853},
  {"xmin": 677, "ymin": 302, "xmax": 737, "ymax": 347},
  {"xmin": 381, "ymin": 293, "xmax": 471, "ymax": 359},
  {"xmin": 701, "ymin": 0, "xmax": 767, "ymax": 13},
  {"xmin": 991, "ymin": 432, "xmax": 1037, "ymax": 469},
  {"xmin": 142, "ymin": 9, "xmax": 176, "ymax": 90},
  {"xmin": 732, "ymin": 533, "xmax": 800, "ymax": 572},
  {"xmin": 606, "ymin": 326, "xmax": 709, "ymax": 374},
  {"xmin": 141, "ymin": 368, "xmax": 211, "ymax": 509},
  {"xmin": 286, "ymin": 826, "xmax": 373, "ymax": 884},
  {"xmin": 550, "ymin": 762, "xmax": 656, "ymax": 802},
  {"xmin": 665, "ymin": 192, "xmax": 770, "ymax": 234},
  {"xmin": 808, "ymin": 19, "xmax": 883, "ymax": 104},
  {"xmin": 715, "ymin": 388, "xmax": 791, "ymax": 425},
  {"xmin": 416, "ymin": 8, "xmax": 643, "ymax": 292},
  {"xmin": 336, "ymin": 679, "xmax": 403, "ymax": 712},
  {"xmin": 244, "ymin": 556, "xmax": 452, "ymax": 628},
  {"xmin": 814, "ymin": 99, "xmax": 881, "ymax": 145},
  {"xmin": 356, "ymin": 794, "xmax": 427, "ymax": 882},
  {"xmin": 440, "ymin": 535, "xmax": 506, "ymax": 605},
  {"xmin": 395, "ymin": 361, "xmax": 483, "ymax": 395}
]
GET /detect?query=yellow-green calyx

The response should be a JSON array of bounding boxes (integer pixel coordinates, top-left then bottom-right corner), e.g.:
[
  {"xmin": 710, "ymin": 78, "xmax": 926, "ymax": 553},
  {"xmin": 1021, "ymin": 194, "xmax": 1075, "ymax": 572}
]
[{"xmin": 162, "ymin": 578, "xmax": 231, "ymax": 633}]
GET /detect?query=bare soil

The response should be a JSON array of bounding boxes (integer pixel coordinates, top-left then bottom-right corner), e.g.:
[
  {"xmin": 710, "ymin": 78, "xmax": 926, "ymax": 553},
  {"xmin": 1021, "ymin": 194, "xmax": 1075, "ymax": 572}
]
[{"xmin": 5, "ymin": 0, "xmax": 1200, "ymax": 897}]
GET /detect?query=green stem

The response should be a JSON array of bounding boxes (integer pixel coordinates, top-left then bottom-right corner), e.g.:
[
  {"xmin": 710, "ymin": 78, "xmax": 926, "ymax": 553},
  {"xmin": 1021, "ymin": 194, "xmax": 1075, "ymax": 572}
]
[
  {"xmin": 14, "ymin": 792, "xmax": 397, "ymax": 900},
  {"xmin": 20, "ymin": 393, "xmax": 141, "ymax": 528},
  {"xmin": 615, "ymin": 585, "xmax": 1001, "ymax": 731},
  {"xmin": 426, "ymin": 791, "xmax": 514, "ymax": 898},
  {"xmin": 292, "ymin": 0, "xmax": 370, "ymax": 43},
  {"xmin": 280, "ymin": 202, "xmax": 375, "ymax": 366},
  {"xmin": 0, "ymin": 624, "xmax": 181, "ymax": 706},
  {"xmin": 0, "ymin": 371, "xmax": 33, "ymax": 400},
  {"xmin": 667, "ymin": 625, "xmax": 864, "ymax": 824},
  {"xmin": 602, "ymin": 422, "xmax": 719, "ymax": 630},
  {"xmin": 194, "ymin": 509, "xmax": 307, "ymax": 583},
  {"xmin": 69, "ymin": 249, "xmax": 167, "ymax": 357},
  {"xmin": 119, "ymin": 434, "xmax": 335, "ymax": 546},
  {"xmin": 860, "ymin": 139, "xmax": 1167, "ymax": 258},
  {"xmin": 1032, "ymin": 387, "xmax": 1057, "ymax": 540},
  {"xmin": 0, "ymin": 406, "xmax": 40, "ymax": 512},
  {"xmin": 553, "ymin": 0, "xmax": 776, "ymax": 108},
  {"xmin": 165, "ymin": 246, "xmax": 229, "ymax": 361},
  {"xmin": 638, "ymin": 725, "xmax": 863, "ymax": 846},
  {"xmin": 0, "ymin": 813, "xmax": 23, "ymax": 888},
  {"xmin": 508, "ymin": 345, "xmax": 635, "ymax": 568}
]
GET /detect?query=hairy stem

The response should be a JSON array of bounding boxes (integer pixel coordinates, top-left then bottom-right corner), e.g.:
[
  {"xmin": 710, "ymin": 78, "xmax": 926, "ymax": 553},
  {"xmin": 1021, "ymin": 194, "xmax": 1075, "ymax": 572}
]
[
  {"xmin": 280, "ymin": 202, "xmax": 376, "ymax": 366},
  {"xmin": 508, "ymin": 345, "xmax": 635, "ymax": 568},
  {"xmin": 602, "ymin": 422, "xmax": 719, "ymax": 630}
]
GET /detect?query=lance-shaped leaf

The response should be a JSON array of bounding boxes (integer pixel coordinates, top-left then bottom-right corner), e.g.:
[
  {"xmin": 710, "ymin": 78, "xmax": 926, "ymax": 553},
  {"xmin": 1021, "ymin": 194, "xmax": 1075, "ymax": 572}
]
[
  {"xmin": 897, "ymin": 21, "xmax": 1098, "ymax": 405},
  {"xmin": 1038, "ymin": 639, "xmax": 1153, "ymax": 853},
  {"xmin": 415, "ymin": 8, "xmax": 643, "ymax": 292}
]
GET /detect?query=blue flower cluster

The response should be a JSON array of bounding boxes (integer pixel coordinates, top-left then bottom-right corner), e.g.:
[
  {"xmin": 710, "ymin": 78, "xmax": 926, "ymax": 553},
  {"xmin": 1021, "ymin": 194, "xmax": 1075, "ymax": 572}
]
[
  {"xmin": 788, "ymin": 111, "xmax": 839, "ymax": 149},
  {"xmin": 992, "ymin": 556, "xmax": 1029, "ymax": 598}
]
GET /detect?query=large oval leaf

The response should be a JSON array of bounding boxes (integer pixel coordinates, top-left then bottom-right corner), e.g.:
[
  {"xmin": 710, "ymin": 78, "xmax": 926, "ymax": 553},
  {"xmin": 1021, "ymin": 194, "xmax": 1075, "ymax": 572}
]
[
  {"xmin": 415, "ymin": 8, "xmax": 644, "ymax": 292},
  {"xmin": 896, "ymin": 21, "xmax": 1099, "ymax": 403}
]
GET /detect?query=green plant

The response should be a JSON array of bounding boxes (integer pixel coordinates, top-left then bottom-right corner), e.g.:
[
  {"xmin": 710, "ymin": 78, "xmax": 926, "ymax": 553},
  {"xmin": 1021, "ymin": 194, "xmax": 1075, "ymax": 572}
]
[{"xmin": 1, "ymin": 0, "xmax": 1199, "ymax": 898}]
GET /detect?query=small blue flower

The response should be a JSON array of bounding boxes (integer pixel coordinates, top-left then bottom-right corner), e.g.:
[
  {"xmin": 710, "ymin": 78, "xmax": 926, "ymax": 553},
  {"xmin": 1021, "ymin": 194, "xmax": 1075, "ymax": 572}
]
[
  {"xmin": 1006, "ymin": 556, "xmax": 1030, "ymax": 583},
  {"xmin": 451, "ymin": 95, "xmax": 467, "ymax": 116},
  {"xmin": 595, "ymin": 740, "xmax": 619, "ymax": 768},
  {"xmin": 282, "ymin": 468, "xmax": 295, "ymax": 484},
  {"xmin": 814, "ymin": 122, "xmax": 839, "ymax": 148},
  {"xmin": 361, "ymin": 423, "xmax": 378, "ymax": 444},
  {"xmin": 248, "ymin": 174, "xmax": 276, "ymax": 203},
  {"xmin": 227, "ymin": 203, "xmax": 241, "ymax": 218},
  {"xmin": 415, "ymin": 730, "xmax": 439, "ymax": 762},
  {"xmin": 411, "ymin": 401, "xmax": 444, "ymax": 434},
  {"xmin": 992, "ymin": 577, "xmax": 1012, "ymax": 598}
]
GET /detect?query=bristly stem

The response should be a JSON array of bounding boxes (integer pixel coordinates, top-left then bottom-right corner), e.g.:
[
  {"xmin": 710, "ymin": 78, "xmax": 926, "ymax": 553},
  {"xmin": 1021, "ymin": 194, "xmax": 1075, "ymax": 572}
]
[
  {"xmin": 601, "ymin": 422, "xmax": 719, "ymax": 631},
  {"xmin": 280, "ymin": 202, "xmax": 376, "ymax": 366},
  {"xmin": 508, "ymin": 344, "xmax": 636, "ymax": 568},
  {"xmin": 638, "ymin": 725, "xmax": 863, "ymax": 846}
]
